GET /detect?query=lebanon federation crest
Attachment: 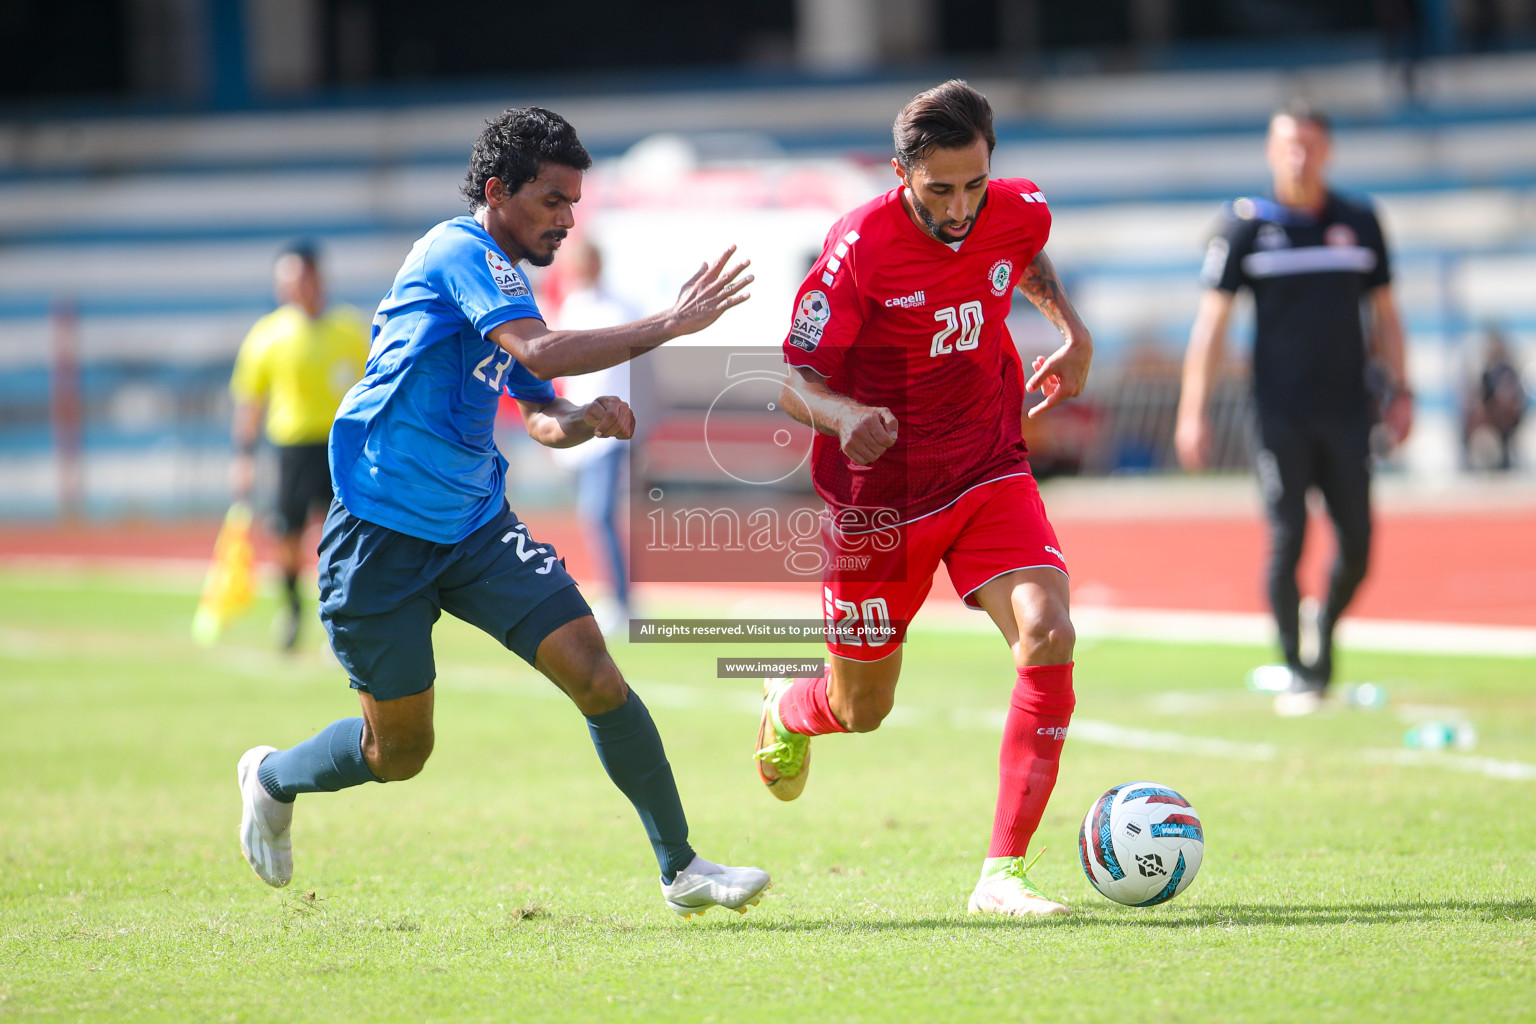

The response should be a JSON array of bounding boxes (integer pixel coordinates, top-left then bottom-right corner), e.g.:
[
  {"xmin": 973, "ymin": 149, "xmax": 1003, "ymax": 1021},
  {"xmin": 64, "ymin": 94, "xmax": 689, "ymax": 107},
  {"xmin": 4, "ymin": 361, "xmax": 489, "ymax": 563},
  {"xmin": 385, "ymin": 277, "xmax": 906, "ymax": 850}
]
[{"xmin": 988, "ymin": 259, "xmax": 1013, "ymax": 297}]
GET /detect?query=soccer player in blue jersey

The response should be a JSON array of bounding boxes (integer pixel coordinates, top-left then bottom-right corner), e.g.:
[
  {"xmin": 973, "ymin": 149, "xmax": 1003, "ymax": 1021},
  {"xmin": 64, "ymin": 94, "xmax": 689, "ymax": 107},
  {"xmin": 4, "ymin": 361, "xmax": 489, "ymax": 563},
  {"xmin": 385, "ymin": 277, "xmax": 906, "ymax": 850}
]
[{"xmin": 237, "ymin": 107, "xmax": 768, "ymax": 918}]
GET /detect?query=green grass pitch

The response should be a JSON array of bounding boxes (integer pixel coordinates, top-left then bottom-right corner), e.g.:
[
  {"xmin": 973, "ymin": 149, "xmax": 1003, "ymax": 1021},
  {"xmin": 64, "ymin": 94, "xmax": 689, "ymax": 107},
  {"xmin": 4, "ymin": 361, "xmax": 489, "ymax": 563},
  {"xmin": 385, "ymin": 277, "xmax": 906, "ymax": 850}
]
[{"xmin": 2, "ymin": 566, "xmax": 1533, "ymax": 1022}]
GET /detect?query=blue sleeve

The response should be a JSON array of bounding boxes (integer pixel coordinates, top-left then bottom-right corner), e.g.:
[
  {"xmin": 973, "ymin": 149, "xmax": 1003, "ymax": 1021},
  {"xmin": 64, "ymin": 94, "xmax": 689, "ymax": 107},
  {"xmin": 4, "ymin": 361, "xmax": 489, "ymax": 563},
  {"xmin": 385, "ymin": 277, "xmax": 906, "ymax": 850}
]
[
  {"xmin": 431, "ymin": 233, "xmax": 544, "ymax": 336},
  {"xmin": 504, "ymin": 360, "xmax": 556, "ymax": 403}
]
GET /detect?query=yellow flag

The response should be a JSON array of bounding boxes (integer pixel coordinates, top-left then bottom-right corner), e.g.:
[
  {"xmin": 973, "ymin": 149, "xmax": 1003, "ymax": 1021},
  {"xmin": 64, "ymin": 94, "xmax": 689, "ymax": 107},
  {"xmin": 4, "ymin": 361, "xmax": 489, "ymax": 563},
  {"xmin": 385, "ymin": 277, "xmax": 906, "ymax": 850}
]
[{"xmin": 192, "ymin": 502, "xmax": 256, "ymax": 647}]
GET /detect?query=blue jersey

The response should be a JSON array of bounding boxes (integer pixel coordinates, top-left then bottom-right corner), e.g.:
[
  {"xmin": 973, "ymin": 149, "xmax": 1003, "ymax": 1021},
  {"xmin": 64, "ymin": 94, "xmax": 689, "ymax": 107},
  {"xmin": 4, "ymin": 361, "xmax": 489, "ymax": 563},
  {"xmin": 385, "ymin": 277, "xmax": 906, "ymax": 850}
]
[{"xmin": 330, "ymin": 216, "xmax": 557, "ymax": 544}]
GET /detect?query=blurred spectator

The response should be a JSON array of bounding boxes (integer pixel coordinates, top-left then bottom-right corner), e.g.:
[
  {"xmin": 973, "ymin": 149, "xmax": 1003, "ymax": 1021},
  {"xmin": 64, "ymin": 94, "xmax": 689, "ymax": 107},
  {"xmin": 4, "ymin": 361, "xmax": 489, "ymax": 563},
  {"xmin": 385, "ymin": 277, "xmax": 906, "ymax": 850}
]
[
  {"xmin": 230, "ymin": 241, "xmax": 368, "ymax": 649},
  {"xmin": 552, "ymin": 240, "xmax": 645, "ymax": 636},
  {"xmin": 1463, "ymin": 326, "xmax": 1527, "ymax": 471}
]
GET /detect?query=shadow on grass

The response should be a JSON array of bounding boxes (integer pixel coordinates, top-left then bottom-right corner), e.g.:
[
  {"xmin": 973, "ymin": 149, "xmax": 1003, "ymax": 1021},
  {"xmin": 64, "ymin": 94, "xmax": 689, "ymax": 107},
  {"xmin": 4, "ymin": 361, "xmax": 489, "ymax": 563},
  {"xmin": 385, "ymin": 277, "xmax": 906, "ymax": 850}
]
[{"xmin": 725, "ymin": 898, "xmax": 1535, "ymax": 932}]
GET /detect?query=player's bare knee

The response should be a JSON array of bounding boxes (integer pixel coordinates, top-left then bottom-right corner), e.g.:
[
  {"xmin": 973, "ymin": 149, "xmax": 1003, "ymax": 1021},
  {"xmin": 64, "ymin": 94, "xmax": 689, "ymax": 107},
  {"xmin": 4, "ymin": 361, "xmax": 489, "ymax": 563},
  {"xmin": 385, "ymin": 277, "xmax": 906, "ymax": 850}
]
[
  {"xmin": 1019, "ymin": 615, "xmax": 1075, "ymax": 666},
  {"xmin": 367, "ymin": 729, "xmax": 434, "ymax": 782},
  {"xmin": 565, "ymin": 657, "xmax": 629, "ymax": 716}
]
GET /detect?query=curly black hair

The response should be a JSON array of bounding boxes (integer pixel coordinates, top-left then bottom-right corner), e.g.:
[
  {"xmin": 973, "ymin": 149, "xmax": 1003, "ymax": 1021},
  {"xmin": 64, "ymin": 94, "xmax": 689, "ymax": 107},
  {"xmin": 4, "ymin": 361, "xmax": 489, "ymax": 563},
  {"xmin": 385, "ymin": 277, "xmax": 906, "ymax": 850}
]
[{"xmin": 460, "ymin": 106, "xmax": 593, "ymax": 210}]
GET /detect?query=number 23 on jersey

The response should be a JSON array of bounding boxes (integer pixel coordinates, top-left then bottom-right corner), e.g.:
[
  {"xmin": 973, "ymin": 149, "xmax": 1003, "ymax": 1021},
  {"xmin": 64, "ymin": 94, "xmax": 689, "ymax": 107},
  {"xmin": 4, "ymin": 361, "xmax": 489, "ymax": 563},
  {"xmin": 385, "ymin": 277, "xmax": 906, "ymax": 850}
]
[{"xmin": 474, "ymin": 347, "xmax": 513, "ymax": 391}]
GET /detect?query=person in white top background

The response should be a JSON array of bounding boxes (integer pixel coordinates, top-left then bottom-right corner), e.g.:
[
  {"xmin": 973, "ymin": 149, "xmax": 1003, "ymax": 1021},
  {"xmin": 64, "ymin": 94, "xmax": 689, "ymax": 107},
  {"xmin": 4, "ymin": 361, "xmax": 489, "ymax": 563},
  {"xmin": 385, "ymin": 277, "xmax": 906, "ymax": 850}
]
[{"xmin": 552, "ymin": 240, "xmax": 647, "ymax": 635}]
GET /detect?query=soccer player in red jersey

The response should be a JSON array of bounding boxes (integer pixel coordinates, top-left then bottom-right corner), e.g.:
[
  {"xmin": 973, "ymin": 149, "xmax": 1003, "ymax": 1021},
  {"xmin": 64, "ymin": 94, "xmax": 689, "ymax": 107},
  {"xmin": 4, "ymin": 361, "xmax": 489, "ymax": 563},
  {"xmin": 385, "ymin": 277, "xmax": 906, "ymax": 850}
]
[{"xmin": 755, "ymin": 80, "xmax": 1094, "ymax": 917}]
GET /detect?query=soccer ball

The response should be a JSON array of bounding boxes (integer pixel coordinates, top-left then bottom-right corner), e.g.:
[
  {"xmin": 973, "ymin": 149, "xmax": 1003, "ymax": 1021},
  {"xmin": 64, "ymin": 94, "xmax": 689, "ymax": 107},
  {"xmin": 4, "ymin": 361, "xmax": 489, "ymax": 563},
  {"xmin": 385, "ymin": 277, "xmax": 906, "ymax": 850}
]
[{"xmin": 1078, "ymin": 781, "xmax": 1204, "ymax": 906}]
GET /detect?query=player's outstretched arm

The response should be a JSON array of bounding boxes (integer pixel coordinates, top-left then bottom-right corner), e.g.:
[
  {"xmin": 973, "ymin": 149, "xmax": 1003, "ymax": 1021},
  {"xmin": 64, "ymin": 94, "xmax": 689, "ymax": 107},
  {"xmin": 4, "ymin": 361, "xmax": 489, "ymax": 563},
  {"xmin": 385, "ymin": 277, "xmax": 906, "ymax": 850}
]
[
  {"xmin": 777, "ymin": 366, "xmax": 897, "ymax": 466},
  {"xmin": 516, "ymin": 395, "xmax": 634, "ymax": 449},
  {"xmin": 1174, "ymin": 288, "xmax": 1235, "ymax": 471},
  {"xmin": 490, "ymin": 248, "xmax": 752, "ymax": 380},
  {"xmin": 1017, "ymin": 250, "xmax": 1094, "ymax": 419}
]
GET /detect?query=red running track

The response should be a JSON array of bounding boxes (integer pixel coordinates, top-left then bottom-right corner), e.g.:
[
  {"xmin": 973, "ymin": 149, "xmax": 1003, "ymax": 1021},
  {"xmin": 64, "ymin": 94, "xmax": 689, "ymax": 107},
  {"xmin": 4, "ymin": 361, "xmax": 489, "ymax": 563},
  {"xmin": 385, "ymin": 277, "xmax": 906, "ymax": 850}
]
[{"xmin": 2, "ymin": 505, "xmax": 1531, "ymax": 627}]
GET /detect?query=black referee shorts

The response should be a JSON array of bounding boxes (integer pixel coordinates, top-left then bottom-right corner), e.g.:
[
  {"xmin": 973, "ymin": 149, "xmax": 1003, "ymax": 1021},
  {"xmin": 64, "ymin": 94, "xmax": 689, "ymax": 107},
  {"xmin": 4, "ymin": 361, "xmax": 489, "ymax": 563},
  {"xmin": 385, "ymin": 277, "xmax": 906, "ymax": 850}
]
[{"xmin": 271, "ymin": 443, "xmax": 333, "ymax": 537}]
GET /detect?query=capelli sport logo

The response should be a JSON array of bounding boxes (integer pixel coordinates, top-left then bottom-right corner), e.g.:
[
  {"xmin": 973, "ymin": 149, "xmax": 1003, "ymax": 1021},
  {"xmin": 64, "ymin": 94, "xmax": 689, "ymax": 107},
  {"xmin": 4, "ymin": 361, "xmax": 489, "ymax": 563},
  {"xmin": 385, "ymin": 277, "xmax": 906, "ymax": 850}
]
[
  {"xmin": 1036, "ymin": 725, "xmax": 1069, "ymax": 740},
  {"xmin": 485, "ymin": 249, "xmax": 531, "ymax": 298}
]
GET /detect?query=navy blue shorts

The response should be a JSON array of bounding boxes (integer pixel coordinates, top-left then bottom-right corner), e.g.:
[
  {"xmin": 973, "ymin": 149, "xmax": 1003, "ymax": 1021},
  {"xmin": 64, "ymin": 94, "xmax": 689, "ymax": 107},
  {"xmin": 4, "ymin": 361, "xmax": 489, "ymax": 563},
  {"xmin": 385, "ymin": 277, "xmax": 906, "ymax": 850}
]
[{"xmin": 317, "ymin": 500, "xmax": 591, "ymax": 701}]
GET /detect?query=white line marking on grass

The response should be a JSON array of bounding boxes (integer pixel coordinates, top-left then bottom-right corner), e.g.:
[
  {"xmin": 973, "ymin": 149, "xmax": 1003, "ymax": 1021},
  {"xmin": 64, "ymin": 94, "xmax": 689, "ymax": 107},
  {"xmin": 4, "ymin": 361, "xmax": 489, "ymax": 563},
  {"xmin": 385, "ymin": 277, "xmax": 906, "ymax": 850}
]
[
  {"xmin": 0, "ymin": 627, "xmax": 68, "ymax": 659},
  {"xmin": 1338, "ymin": 617, "xmax": 1536, "ymax": 658},
  {"xmin": 633, "ymin": 584, "xmax": 1536, "ymax": 658},
  {"xmin": 1067, "ymin": 606, "xmax": 1536, "ymax": 658},
  {"xmin": 1393, "ymin": 702, "xmax": 1473, "ymax": 723},
  {"xmin": 1360, "ymin": 748, "xmax": 1536, "ymax": 781},
  {"xmin": 5, "ymin": 565, "xmax": 1533, "ymax": 656},
  {"xmin": 441, "ymin": 670, "xmax": 1283, "ymax": 763},
  {"xmin": 947, "ymin": 707, "xmax": 1278, "ymax": 761},
  {"xmin": 1069, "ymin": 719, "xmax": 1279, "ymax": 762},
  {"xmin": 431, "ymin": 670, "xmax": 1536, "ymax": 781}
]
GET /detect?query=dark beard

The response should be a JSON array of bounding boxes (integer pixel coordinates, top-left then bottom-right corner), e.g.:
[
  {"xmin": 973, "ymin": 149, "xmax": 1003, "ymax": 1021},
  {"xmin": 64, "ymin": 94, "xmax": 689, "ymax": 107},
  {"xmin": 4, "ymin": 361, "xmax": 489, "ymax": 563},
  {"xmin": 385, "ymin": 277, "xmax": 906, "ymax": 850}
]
[
  {"xmin": 517, "ymin": 230, "xmax": 567, "ymax": 268},
  {"xmin": 919, "ymin": 201, "xmax": 973, "ymax": 243},
  {"xmin": 910, "ymin": 188, "xmax": 981, "ymax": 243}
]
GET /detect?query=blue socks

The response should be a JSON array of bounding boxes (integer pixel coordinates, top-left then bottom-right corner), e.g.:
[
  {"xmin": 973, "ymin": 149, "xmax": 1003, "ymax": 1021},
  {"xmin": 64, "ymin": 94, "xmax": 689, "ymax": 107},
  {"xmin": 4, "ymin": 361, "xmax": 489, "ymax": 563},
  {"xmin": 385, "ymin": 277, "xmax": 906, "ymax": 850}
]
[
  {"xmin": 257, "ymin": 718, "xmax": 380, "ymax": 803},
  {"xmin": 586, "ymin": 689, "xmax": 696, "ymax": 883},
  {"xmin": 255, "ymin": 697, "xmax": 695, "ymax": 884}
]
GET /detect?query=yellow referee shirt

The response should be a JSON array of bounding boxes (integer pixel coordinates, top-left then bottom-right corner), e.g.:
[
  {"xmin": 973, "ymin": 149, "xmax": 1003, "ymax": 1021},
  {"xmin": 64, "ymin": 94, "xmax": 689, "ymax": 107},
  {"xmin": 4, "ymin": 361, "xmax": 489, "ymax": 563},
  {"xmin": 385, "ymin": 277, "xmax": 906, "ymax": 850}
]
[{"xmin": 230, "ymin": 304, "xmax": 369, "ymax": 447}]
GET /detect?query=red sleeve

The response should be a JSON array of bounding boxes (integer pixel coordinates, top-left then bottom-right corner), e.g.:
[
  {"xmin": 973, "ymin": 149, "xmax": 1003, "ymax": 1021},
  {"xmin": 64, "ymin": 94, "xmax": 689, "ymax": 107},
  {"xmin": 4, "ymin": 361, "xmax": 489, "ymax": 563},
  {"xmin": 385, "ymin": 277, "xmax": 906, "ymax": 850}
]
[
  {"xmin": 997, "ymin": 177, "xmax": 1052, "ymax": 264},
  {"xmin": 782, "ymin": 220, "xmax": 867, "ymax": 378}
]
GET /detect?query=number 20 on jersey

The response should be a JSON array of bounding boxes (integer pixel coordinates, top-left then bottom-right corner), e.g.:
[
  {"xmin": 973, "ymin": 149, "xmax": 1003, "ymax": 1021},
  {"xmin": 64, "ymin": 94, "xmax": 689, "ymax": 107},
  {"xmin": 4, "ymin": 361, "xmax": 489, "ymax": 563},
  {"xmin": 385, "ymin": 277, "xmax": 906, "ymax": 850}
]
[{"xmin": 931, "ymin": 302, "xmax": 984, "ymax": 358}]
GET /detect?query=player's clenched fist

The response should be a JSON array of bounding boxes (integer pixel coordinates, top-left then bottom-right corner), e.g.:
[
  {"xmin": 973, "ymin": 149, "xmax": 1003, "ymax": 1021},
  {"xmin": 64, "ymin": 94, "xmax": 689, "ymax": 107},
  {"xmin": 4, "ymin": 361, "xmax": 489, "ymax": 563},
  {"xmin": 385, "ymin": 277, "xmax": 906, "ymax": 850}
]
[
  {"xmin": 583, "ymin": 395, "xmax": 634, "ymax": 440},
  {"xmin": 837, "ymin": 405, "xmax": 898, "ymax": 466}
]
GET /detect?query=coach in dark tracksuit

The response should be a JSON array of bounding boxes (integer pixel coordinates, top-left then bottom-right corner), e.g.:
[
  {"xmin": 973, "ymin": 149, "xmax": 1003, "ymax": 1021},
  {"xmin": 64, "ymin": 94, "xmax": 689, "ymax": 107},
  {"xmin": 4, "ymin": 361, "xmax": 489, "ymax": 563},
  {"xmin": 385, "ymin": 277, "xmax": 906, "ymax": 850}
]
[{"xmin": 1175, "ymin": 102, "xmax": 1414, "ymax": 716}]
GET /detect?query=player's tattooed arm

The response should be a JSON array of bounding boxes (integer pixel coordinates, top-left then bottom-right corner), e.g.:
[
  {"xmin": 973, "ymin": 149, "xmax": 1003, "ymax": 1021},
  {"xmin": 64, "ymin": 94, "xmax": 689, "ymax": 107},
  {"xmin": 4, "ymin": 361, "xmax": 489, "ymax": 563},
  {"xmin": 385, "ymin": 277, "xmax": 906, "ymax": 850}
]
[
  {"xmin": 516, "ymin": 395, "xmax": 634, "ymax": 448},
  {"xmin": 778, "ymin": 367, "xmax": 897, "ymax": 466},
  {"xmin": 1016, "ymin": 249, "xmax": 1093, "ymax": 419},
  {"xmin": 1017, "ymin": 250, "xmax": 1080, "ymax": 335}
]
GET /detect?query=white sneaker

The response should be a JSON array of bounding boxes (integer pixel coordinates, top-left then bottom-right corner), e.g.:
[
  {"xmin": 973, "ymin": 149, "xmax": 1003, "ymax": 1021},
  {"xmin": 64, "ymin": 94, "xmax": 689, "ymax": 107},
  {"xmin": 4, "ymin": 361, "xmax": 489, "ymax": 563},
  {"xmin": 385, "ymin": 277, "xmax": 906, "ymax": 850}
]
[
  {"xmin": 1246, "ymin": 664, "xmax": 1297, "ymax": 693},
  {"xmin": 968, "ymin": 867, "xmax": 1070, "ymax": 918},
  {"xmin": 238, "ymin": 745, "xmax": 294, "ymax": 887},
  {"xmin": 660, "ymin": 855, "xmax": 770, "ymax": 919},
  {"xmin": 1274, "ymin": 688, "xmax": 1326, "ymax": 717}
]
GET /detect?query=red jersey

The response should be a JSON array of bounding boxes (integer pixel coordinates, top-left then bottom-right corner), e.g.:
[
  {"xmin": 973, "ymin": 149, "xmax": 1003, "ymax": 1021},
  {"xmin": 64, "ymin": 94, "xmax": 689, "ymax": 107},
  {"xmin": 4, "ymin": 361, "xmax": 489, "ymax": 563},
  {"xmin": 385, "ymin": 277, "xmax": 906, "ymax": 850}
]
[{"xmin": 783, "ymin": 178, "xmax": 1051, "ymax": 522}]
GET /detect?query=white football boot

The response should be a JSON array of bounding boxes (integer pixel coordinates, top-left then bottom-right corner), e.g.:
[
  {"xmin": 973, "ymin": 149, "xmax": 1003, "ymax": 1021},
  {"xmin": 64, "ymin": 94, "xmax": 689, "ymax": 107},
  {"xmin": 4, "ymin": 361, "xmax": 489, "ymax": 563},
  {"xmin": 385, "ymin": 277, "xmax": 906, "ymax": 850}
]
[
  {"xmin": 660, "ymin": 855, "xmax": 770, "ymax": 919},
  {"xmin": 238, "ymin": 746, "xmax": 294, "ymax": 887},
  {"xmin": 968, "ymin": 860, "xmax": 1070, "ymax": 918}
]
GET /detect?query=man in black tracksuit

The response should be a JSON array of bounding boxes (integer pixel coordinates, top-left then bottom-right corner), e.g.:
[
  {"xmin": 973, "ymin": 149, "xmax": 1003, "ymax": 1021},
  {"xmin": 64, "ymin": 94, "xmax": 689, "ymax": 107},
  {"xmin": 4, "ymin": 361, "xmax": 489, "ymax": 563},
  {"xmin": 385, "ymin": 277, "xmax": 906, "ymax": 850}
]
[{"xmin": 1176, "ymin": 102, "xmax": 1414, "ymax": 715}]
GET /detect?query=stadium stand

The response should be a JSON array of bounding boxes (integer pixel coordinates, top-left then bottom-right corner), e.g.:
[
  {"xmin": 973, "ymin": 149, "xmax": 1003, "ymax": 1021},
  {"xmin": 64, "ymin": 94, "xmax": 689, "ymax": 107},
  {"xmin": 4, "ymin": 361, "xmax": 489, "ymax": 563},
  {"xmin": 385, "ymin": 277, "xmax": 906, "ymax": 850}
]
[{"xmin": 2, "ymin": 53, "xmax": 1533, "ymax": 516}]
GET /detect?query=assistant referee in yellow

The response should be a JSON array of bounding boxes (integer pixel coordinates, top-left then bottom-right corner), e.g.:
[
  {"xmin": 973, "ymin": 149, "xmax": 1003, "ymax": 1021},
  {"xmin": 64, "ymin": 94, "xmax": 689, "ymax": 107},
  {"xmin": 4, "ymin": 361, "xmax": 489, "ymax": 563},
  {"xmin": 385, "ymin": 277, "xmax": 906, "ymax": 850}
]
[{"xmin": 231, "ymin": 241, "xmax": 368, "ymax": 649}]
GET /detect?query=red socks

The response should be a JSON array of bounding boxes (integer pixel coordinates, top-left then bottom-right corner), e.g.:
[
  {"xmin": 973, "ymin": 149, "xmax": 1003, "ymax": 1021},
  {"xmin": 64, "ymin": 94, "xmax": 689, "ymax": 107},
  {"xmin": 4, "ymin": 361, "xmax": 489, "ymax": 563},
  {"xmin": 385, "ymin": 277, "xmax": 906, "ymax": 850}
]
[
  {"xmin": 776, "ymin": 664, "xmax": 1072, "ymax": 859},
  {"xmin": 989, "ymin": 663, "xmax": 1075, "ymax": 858},
  {"xmin": 775, "ymin": 673, "xmax": 849, "ymax": 736}
]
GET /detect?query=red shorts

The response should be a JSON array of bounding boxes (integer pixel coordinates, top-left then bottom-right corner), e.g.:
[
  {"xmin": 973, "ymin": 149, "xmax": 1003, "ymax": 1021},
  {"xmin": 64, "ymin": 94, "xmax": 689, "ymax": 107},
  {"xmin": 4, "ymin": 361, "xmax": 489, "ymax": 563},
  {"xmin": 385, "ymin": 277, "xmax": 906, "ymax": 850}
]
[{"xmin": 820, "ymin": 473, "xmax": 1067, "ymax": 662}]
